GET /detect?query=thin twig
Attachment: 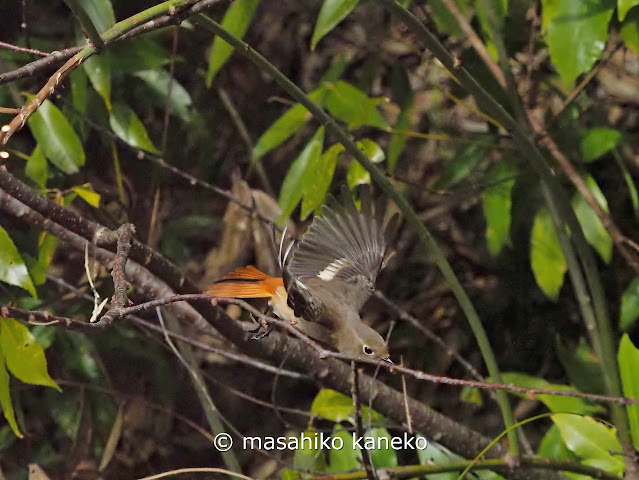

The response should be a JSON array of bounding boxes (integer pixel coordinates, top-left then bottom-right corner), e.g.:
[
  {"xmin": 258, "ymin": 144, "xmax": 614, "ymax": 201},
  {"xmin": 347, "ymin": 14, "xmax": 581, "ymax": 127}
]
[
  {"xmin": 351, "ymin": 362, "xmax": 378, "ymax": 480},
  {"xmin": 0, "ymin": 41, "xmax": 50, "ymax": 57},
  {"xmin": 100, "ymin": 224, "xmax": 135, "ymax": 326},
  {"xmin": 3, "ymin": 295, "xmax": 637, "ymax": 406}
]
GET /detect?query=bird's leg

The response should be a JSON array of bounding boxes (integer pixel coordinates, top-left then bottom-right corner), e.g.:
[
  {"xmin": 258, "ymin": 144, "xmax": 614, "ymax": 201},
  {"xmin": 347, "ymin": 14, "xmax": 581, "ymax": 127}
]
[{"xmin": 248, "ymin": 311, "xmax": 272, "ymax": 340}]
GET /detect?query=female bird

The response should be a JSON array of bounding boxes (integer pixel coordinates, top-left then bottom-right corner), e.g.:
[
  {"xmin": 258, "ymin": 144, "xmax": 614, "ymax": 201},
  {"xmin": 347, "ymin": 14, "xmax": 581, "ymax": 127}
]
[{"xmin": 206, "ymin": 188, "xmax": 396, "ymax": 362}]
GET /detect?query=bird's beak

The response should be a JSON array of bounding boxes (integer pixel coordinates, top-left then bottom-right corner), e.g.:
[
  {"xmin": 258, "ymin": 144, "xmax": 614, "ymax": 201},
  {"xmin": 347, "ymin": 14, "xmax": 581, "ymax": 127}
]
[{"xmin": 383, "ymin": 357, "xmax": 394, "ymax": 364}]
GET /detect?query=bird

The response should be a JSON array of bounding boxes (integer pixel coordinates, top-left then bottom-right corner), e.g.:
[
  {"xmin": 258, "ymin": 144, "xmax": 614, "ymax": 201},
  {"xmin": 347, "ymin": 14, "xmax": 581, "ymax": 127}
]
[{"xmin": 206, "ymin": 188, "xmax": 397, "ymax": 362}]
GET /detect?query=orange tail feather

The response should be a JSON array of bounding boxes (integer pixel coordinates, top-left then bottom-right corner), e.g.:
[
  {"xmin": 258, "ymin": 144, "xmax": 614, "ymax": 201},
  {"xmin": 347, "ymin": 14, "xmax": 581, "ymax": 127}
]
[{"xmin": 205, "ymin": 266, "xmax": 284, "ymax": 298}]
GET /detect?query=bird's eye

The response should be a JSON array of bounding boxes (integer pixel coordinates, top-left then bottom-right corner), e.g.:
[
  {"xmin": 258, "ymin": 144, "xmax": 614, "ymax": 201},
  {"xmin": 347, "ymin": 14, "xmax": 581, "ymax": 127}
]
[{"xmin": 363, "ymin": 345, "xmax": 374, "ymax": 355}]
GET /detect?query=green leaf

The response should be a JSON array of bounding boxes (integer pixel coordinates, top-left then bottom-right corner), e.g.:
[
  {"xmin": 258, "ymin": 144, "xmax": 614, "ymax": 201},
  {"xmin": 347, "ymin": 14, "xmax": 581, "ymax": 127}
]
[
  {"xmin": 206, "ymin": 0, "xmax": 260, "ymax": 86},
  {"xmin": 252, "ymin": 87, "xmax": 327, "ymax": 161},
  {"xmin": 580, "ymin": 127, "xmax": 622, "ymax": 162},
  {"xmin": 500, "ymin": 372, "xmax": 602, "ymax": 415},
  {"xmin": 310, "ymin": 389, "xmax": 383, "ymax": 424},
  {"xmin": 552, "ymin": 413, "xmax": 624, "ymax": 474},
  {"xmin": 538, "ymin": 425, "xmax": 579, "ymax": 461},
  {"xmin": 429, "ymin": 0, "xmax": 471, "ymax": 36},
  {"xmin": 72, "ymin": 183, "xmax": 101, "ymax": 207},
  {"xmin": 133, "ymin": 70, "xmax": 193, "ymax": 122},
  {"xmin": 27, "ymin": 232, "xmax": 58, "ymax": 286},
  {"xmin": 300, "ymin": 143, "xmax": 342, "ymax": 220},
  {"xmin": 25, "ymin": 145, "xmax": 48, "ymax": 188},
  {"xmin": 367, "ymin": 428, "xmax": 398, "ymax": 468},
  {"xmin": 278, "ymin": 127, "xmax": 325, "ymax": 221},
  {"xmin": 357, "ymin": 138, "xmax": 385, "ymax": 163},
  {"xmin": 80, "ymin": 0, "xmax": 115, "ymax": 34},
  {"xmin": 619, "ymin": 0, "xmax": 639, "ymax": 20},
  {"xmin": 311, "ymin": 0, "xmax": 360, "ymax": 49},
  {"xmin": 618, "ymin": 334, "xmax": 639, "ymax": 450},
  {"xmin": 0, "ymin": 349, "xmax": 21, "ymax": 438},
  {"xmin": 109, "ymin": 102, "xmax": 159, "ymax": 154},
  {"xmin": 620, "ymin": 276, "xmax": 639, "ymax": 330},
  {"xmin": 572, "ymin": 175, "xmax": 612, "ymax": 263},
  {"xmin": 69, "ymin": 68, "xmax": 88, "ymax": 115},
  {"xmin": 83, "ymin": 54, "xmax": 111, "ymax": 110},
  {"xmin": 347, "ymin": 161, "xmax": 370, "ymax": 189},
  {"xmin": 530, "ymin": 207, "xmax": 566, "ymax": 300},
  {"xmin": 28, "ymin": 99, "xmax": 86, "ymax": 174},
  {"xmin": 325, "ymin": 81, "xmax": 389, "ymax": 130},
  {"xmin": 345, "ymin": 139, "xmax": 385, "ymax": 190},
  {"xmin": 328, "ymin": 426, "xmax": 361, "ymax": 473},
  {"xmin": 621, "ymin": 8, "xmax": 639, "ymax": 53},
  {"xmin": 433, "ymin": 144, "xmax": 485, "ymax": 190},
  {"xmin": 541, "ymin": 0, "xmax": 616, "ymax": 87},
  {"xmin": 460, "ymin": 386, "xmax": 483, "ymax": 406},
  {"xmin": 0, "ymin": 226, "xmax": 37, "ymax": 297},
  {"xmin": 476, "ymin": 0, "xmax": 508, "ymax": 56},
  {"xmin": 292, "ymin": 427, "xmax": 326, "ymax": 471},
  {"xmin": 417, "ymin": 441, "xmax": 461, "ymax": 480},
  {"xmin": 0, "ymin": 318, "xmax": 59, "ymax": 390},
  {"xmin": 482, "ymin": 159, "xmax": 517, "ymax": 255}
]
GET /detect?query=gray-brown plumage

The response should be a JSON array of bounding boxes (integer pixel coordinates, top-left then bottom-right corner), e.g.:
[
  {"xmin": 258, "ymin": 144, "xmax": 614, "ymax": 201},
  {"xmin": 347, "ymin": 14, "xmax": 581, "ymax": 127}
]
[
  {"xmin": 282, "ymin": 188, "xmax": 396, "ymax": 361},
  {"xmin": 207, "ymin": 188, "xmax": 397, "ymax": 361}
]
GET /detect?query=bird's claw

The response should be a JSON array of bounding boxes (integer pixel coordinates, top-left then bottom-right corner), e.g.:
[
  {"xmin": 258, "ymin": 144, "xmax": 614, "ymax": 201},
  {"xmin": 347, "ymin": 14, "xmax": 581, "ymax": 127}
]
[{"xmin": 248, "ymin": 313, "xmax": 271, "ymax": 340}]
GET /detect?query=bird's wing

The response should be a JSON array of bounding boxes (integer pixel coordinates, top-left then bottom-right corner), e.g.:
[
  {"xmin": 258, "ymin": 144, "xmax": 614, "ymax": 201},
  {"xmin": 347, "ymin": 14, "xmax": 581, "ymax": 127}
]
[{"xmin": 283, "ymin": 187, "xmax": 396, "ymax": 324}]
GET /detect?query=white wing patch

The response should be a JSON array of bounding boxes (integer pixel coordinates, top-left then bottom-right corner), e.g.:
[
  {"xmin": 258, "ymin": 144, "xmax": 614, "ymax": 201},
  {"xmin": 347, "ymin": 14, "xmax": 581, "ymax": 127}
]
[{"xmin": 318, "ymin": 257, "xmax": 351, "ymax": 281}]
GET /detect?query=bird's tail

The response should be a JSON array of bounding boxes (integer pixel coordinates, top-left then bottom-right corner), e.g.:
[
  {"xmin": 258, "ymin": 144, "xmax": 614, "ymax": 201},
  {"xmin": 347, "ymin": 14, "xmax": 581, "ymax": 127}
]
[{"xmin": 206, "ymin": 265, "xmax": 284, "ymax": 298}]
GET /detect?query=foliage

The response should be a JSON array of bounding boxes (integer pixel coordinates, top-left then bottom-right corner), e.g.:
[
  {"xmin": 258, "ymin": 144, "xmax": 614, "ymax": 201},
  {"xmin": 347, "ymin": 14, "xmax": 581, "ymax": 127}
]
[{"xmin": 0, "ymin": 0, "xmax": 639, "ymax": 478}]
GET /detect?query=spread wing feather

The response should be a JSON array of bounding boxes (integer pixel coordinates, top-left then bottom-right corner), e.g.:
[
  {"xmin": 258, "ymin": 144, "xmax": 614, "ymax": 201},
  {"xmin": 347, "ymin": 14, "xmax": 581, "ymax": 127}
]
[{"xmin": 283, "ymin": 187, "xmax": 394, "ymax": 322}]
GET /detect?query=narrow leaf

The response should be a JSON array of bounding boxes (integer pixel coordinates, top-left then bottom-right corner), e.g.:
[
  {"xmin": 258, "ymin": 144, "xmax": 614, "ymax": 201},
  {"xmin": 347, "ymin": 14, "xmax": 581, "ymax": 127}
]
[
  {"xmin": 311, "ymin": 0, "xmax": 360, "ymax": 49},
  {"xmin": 482, "ymin": 159, "xmax": 517, "ymax": 255},
  {"xmin": 83, "ymin": 54, "xmax": 111, "ymax": 110},
  {"xmin": 134, "ymin": 70, "xmax": 193, "ymax": 122},
  {"xmin": 0, "ymin": 226, "xmax": 37, "ymax": 297},
  {"xmin": 80, "ymin": 0, "xmax": 115, "ymax": 34},
  {"xmin": 620, "ymin": 276, "xmax": 639, "ymax": 331},
  {"xmin": 278, "ymin": 127, "xmax": 325, "ymax": 220},
  {"xmin": 25, "ymin": 145, "xmax": 48, "ymax": 188},
  {"xmin": 572, "ymin": 175, "xmax": 612, "ymax": 263},
  {"xmin": 109, "ymin": 102, "xmax": 159, "ymax": 153},
  {"xmin": 325, "ymin": 81, "xmax": 389, "ymax": 130},
  {"xmin": 206, "ymin": 0, "xmax": 260, "ymax": 85},
  {"xmin": 530, "ymin": 207, "xmax": 566, "ymax": 300},
  {"xmin": 618, "ymin": 334, "xmax": 639, "ymax": 450},
  {"xmin": 252, "ymin": 87, "xmax": 327, "ymax": 161},
  {"xmin": 28, "ymin": 99, "xmax": 85, "ymax": 174},
  {"xmin": 0, "ymin": 318, "xmax": 59, "ymax": 390},
  {"xmin": 300, "ymin": 143, "xmax": 342, "ymax": 219},
  {"xmin": 0, "ymin": 349, "xmax": 21, "ymax": 437}
]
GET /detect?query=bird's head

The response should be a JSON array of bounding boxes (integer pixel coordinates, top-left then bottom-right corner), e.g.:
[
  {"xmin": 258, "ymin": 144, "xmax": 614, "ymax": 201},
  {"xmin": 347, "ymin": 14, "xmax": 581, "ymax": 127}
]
[{"xmin": 336, "ymin": 320, "xmax": 392, "ymax": 363}]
